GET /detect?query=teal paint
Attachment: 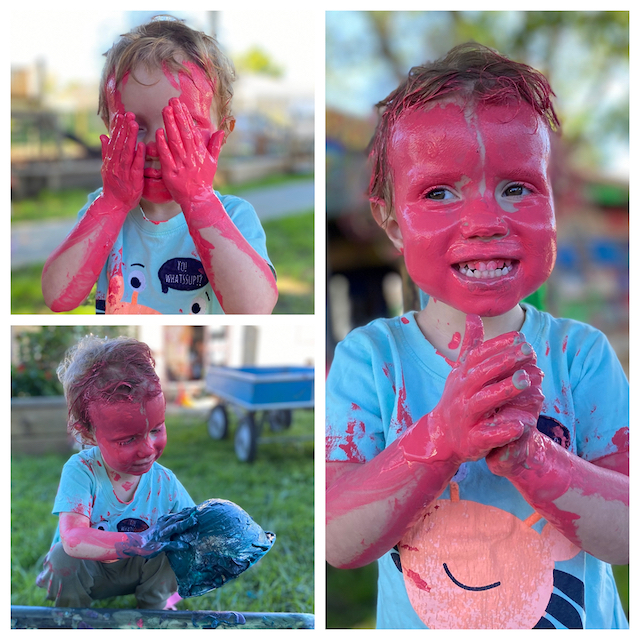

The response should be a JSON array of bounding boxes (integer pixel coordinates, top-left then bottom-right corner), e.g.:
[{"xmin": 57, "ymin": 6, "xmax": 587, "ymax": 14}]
[{"xmin": 11, "ymin": 606, "xmax": 314, "ymax": 629}]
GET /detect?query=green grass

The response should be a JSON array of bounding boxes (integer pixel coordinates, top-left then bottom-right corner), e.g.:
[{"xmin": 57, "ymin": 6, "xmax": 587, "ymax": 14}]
[{"xmin": 11, "ymin": 411, "xmax": 314, "ymax": 613}]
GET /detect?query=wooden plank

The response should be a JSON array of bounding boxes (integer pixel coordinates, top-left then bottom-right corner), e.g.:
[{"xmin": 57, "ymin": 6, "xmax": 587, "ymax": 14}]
[{"xmin": 11, "ymin": 606, "xmax": 314, "ymax": 629}]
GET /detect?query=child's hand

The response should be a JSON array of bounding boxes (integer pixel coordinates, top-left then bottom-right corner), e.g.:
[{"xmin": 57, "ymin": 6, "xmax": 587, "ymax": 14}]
[
  {"xmin": 401, "ymin": 315, "xmax": 544, "ymax": 466},
  {"xmin": 485, "ymin": 367, "xmax": 546, "ymax": 478},
  {"xmin": 116, "ymin": 507, "xmax": 198, "ymax": 559},
  {"xmin": 156, "ymin": 97, "xmax": 225, "ymax": 210},
  {"xmin": 99, "ymin": 112, "xmax": 145, "ymax": 211}
]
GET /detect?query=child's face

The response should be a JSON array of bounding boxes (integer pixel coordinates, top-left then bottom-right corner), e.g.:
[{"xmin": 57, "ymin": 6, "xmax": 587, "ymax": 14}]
[
  {"xmin": 89, "ymin": 393, "xmax": 167, "ymax": 476},
  {"xmin": 383, "ymin": 100, "xmax": 557, "ymax": 317},
  {"xmin": 105, "ymin": 61, "xmax": 220, "ymax": 204}
]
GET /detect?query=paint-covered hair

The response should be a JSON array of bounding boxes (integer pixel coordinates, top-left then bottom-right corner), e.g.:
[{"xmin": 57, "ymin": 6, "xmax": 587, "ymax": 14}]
[
  {"xmin": 369, "ymin": 42, "xmax": 560, "ymax": 217},
  {"xmin": 98, "ymin": 14, "xmax": 236, "ymax": 134},
  {"xmin": 58, "ymin": 335, "xmax": 162, "ymax": 445}
]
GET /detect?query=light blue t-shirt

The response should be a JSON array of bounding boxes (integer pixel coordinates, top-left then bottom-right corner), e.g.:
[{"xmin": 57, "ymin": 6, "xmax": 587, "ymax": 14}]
[
  {"xmin": 326, "ymin": 304, "xmax": 629, "ymax": 629},
  {"xmin": 77, "ymin": 188, "xmax": 273, "ymax": 314},
  {"xmin": 51, "ymin": 446, "xmax": 195, "ymax": 545}
]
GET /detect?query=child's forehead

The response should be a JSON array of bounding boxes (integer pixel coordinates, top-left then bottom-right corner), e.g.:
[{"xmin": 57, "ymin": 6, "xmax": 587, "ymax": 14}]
[{"xmin": 389, "ymin": 100, "xmax": 548, "ymax": 158}]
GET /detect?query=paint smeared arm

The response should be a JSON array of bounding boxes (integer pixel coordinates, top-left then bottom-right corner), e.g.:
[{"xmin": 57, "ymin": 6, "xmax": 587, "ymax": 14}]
[
  {"xmin": 59, "ymin": 509, "xmax": 197, "ymax": 562},
  {"xmin": 327, "ymin": 316, "xmax": 543, "ymax": 569},
  {"xmin": 157, "ymin": 99, "xmax": 277, "ymax": 314},
  {"xmin": 42, "ymin": 113, "xmax": 144, "ymax": 312},
  {"xmin": 486, "ymin": 431, "xmax": 629, "ymax": 565}
]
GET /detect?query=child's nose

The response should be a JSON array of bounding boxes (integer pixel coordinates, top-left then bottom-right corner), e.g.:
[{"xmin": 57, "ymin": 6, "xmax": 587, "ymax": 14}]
[
  {"xmin": 460, "ymin": 203, "xmax": 509, "ymax": 240},
  {"xmin": 138, "ymin": 438, "xmax": 155, "ymax": 457}
]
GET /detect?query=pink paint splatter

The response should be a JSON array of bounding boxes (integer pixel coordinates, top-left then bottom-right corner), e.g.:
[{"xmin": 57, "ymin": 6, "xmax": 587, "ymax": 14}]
[
  {"xmin": 435, "ymin": 350, "xmax": 456, "ymax": 367},
  {"xmin": 448, "ymin": 332, "xmax": 461, "ymax": 350},
  {"xmin": 338, "ymin": 419, "xmax": 366, "ymax": 463},
  {"xmin": 405, "ymin": 568, "xmax": 431, "ymax": 592},
  {"xmin": 611, "ymin": 427, "xmax": 629, "ymax": 453},
  {"xmin": 545, "ymin": 341, "xmax": 550, "ymax": 356},
  {"xmin": 562, "ymin": 335, "xmax": 568, "ymax": 353},
  {"xmin": 401, "ymin": 316, "xmax": 409, "ymax": 324}
]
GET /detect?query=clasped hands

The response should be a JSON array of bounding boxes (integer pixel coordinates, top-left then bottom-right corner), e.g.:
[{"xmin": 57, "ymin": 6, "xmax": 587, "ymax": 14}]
[
  {"xmin": 100, "ymin": 98, "xmax": 224, "ymax": 212},
  {"xmin": 401, "ymin": 314, "xmax": 545, "ymax": 478}
]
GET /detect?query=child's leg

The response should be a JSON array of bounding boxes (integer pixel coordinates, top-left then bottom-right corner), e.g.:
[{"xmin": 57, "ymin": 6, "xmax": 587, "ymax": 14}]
[
  {"xmin": 36, "ymin": 542, "xmax": 96, "ymax": 607},
  {"xmin": 134, "ymin": 553, "xmax": 178, "ymax": 609}
]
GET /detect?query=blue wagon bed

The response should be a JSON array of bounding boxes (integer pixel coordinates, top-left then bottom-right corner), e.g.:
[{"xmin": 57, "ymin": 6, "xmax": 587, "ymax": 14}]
[{"xmin": 205, "ymin": 365, "xmax": 314, "ymax": 462}]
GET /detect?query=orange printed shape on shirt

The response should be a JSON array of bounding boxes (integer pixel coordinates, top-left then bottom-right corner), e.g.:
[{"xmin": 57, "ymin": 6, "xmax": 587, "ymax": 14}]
[{"xmin": 398, "ymin": 482, "xmax": 580, "ymax": 629}]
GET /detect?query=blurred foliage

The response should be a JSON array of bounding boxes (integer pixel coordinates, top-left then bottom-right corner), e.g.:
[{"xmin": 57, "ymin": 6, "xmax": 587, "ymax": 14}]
[
  {"xmin": 235, "ymin": 46, "xmax": 284, "ymax": 77},
  {"xmin": 11, "ymin": 326, "xmax": 132, "ymax": 397}
]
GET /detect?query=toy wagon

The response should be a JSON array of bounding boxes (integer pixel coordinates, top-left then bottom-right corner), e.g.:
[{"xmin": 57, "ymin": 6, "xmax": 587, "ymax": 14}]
[{"xmin": 205, "ymin": 365, "xmax": 314, "ymax": 462}]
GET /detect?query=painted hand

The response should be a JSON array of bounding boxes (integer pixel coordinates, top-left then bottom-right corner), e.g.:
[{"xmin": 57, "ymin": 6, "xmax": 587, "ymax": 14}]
[
  {"xmin": 156, "ymin": 97, "xmax": 225, "ymax": 210},
  {"xmin": 116, "ymin": 508, "xmax": 198, "ymax": 559},
  {"xmin": 486, "ymin": 366, "xmax": 547, "ymax": 478},
  {"xmin": 99, "ymin": 112, "xmax": 145, "ymax": 211},
  {"xmin": 401, "ymin": 314, "xmax": 544, "ymax": 466}
]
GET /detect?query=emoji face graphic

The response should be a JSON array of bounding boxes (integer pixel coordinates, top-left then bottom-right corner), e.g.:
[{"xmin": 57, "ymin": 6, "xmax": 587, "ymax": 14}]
[{"xmin": 397, "ymin": 482, "xmax": 580, "ymax": 629}]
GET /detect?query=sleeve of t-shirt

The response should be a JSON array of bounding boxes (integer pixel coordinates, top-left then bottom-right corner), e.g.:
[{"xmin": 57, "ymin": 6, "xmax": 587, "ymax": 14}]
[
  {"xmin": 326, "ymin": 332, "xmax": 387, "ymax": 463},
  {"xmin": 571, "ymin": 329, "xmax": 629, "ymax": 462},
  {"xmin": 52, "ymin": 455, "xmax": 97, "ymax": 518},
  {"xmin": 217, "ymin": 193, "xmax": 276, "ymax": 277},
  {"xmin": 170, "ymin": 474, "xmax": 197, "ymax": 512}
]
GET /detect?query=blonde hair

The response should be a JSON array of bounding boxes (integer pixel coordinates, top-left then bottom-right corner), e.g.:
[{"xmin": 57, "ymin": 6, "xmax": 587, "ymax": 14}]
[
  {"xmin": 58, "ymin": 335, "xmax": 161, "ymax": 445},
  {"xmin": 98, "ymin": 15, "xmax": 236, "ymax": 134}
]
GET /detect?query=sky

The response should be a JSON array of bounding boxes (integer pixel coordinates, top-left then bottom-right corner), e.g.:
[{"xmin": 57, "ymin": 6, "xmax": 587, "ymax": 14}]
[{"xmin": 10, "ymin": 9, "xmax": 316, "ymax": 93}]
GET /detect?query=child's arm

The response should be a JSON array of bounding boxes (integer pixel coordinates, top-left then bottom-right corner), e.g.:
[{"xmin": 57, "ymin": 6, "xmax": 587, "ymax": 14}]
[
  {"xmin": 486, "ymin": 429, "xmax": 629, "ymax": 565},
  {"xmin": 157, "ymin": 98, "xmax": 277, "ymax": 314},
  {"xmin": 327, "ymin": 317, "xmax": 543, "ymax": 569},
  {"xmin": 41, "ymin": 113, "xmax": 145, "ymax": 312},
  {"xmin": 59, "ymin": 509, "xmax": 196, "ymax": 561}
]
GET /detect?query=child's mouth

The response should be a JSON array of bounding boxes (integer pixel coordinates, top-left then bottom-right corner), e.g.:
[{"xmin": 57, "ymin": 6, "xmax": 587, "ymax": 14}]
[
  {"xmin": 144, "ymin": 168, "xmax": 162, "ymax": 180},
  {"xmin": 455, "ymin": 259, "xmax": 515, "ymax": 280}
]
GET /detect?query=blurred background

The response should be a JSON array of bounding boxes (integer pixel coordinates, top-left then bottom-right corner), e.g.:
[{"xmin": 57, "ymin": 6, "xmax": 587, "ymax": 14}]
[
  {"xmin": 12, "ymin": 324, "xmax": 314, "ymax": 615},
  {"xmin": 11, "ymin": 10, "xmax": 315, "ymax": 314},
  {"xmin": 325, "ymin": 10, "xmax": 629, "ymax": 628}
]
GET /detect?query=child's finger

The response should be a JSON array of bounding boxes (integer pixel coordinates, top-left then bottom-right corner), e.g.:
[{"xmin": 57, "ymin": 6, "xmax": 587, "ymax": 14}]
[
  {"xmin": 207, "ymin": 129, "xmax": 225, "ymax": 162},
  {"xmin": 457, "ymin": 314, "xmax": 484, "ymax": 364},
  {"xmin": 162, "ymin": 103, "xmax": 186, "ymax": 160},
  {"xmin": 466, "ymin": 341, "xmax": 537, "ymax": 390},
  {"xmin": 470, "ymin": 407, "xmax": 536, "ymax": 452},
  {"xmin": 466, "ymin": 368, "xmax": 533, "ymax": 420},
  {"xmin": 100, "ymin": 135, "xmax": 110, "ymax": 162},
  {"xmin": 463, "ymin": 330, "xmax": 526, "ymax": 369},
  {"xmin": 171, "ymin": 98, "xmax": 196, "ymax": 157},
  {"xmin": 156, "ymin": 129, "xmax": 177, "ymax": 174}
]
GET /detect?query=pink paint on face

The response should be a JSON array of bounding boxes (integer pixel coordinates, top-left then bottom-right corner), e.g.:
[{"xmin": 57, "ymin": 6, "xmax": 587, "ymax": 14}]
[
  {"xmin": 109, "ymin": 61, "xmax": 219, "ymax": 205},
  {"xmin": 387, "ymin": 101, "xmax": 557, "ymax": 317},
  {"xmin": 89, "ymin": 393, "xmax": 167, "ymax": 476}
]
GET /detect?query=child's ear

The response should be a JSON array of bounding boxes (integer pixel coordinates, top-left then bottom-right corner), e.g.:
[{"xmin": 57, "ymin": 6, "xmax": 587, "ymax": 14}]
[{"xmin": 371, "ymin": 201, "xmax": 404, "ymax": 253}]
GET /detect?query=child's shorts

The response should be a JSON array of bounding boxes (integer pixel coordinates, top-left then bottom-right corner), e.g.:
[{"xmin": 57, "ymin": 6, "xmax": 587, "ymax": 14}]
[{"xmin": 36, "ymin": 542, "xmax": 177, "ymax": 609}]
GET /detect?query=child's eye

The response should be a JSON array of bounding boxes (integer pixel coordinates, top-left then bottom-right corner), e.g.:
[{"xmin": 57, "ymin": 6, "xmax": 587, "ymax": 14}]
[
  {"xmin": 118, "ymin": 438, "xmax": 135, "ymax": 446},
  {"xmin": 502, "ymin": 183, "xmax": 531, "ymax": 197},
  {"xmin": 424, "ymin": 187, "xmax": 453, "ymax": 201}
]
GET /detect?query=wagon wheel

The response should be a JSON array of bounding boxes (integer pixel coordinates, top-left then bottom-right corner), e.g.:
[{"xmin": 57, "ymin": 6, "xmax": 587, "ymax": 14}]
[
  {"xmin": 267, "ymin": 409, "xmax": 293, "ymax": 432},
  {"xmin": 234, "ymin": 414, "xmax": 258, "ymax": 462},
  {"xmin": 207, "ymin": 404, "xmax": 229, "ymax": 440}
]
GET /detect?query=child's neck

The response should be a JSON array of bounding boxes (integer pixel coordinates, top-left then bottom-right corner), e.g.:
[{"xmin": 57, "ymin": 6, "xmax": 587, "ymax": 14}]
[
  {"xmin": 104, "ymin": 463, "xmax": 142, "ymax": 504},
  {"xmin": 415, "ymin": 298, "xmax": 526, "ymax": 362},
  {"xmin": 139, "ymin": 198, "xmax": 182, "ymax": 223}
]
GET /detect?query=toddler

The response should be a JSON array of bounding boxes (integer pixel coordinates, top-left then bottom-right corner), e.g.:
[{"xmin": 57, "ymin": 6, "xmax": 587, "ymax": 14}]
[
  {"xmin": 36, "ymin": 336, "xmax": 195, "ymax": 609},
  {"xmin": 42, "ymin": 16, "xmax": 277, "ymax": 314},
  {"xmin": 326, "ymin": 43, "xmax": 628, "ymax": 629}
]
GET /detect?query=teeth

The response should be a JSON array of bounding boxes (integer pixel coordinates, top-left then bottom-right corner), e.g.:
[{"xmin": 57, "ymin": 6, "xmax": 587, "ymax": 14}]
[{"xmin": 457, "ymin": 260, "xmax": 514, "ymax": 279}]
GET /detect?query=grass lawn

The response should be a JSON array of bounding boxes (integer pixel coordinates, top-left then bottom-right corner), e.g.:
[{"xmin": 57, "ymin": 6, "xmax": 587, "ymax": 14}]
[{"xmin": 12, "ymin": 410, "xmax": 314, "ymax": 614}]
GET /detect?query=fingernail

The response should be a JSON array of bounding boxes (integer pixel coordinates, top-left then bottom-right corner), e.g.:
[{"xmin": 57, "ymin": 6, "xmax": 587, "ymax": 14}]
[
  {"xmin": 512, "ymin": 370, "xmax": 530, "ymax": 390},
  {"xmin": 519, "ymin": 343, "xmax": 532, "ymax": 357}
]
